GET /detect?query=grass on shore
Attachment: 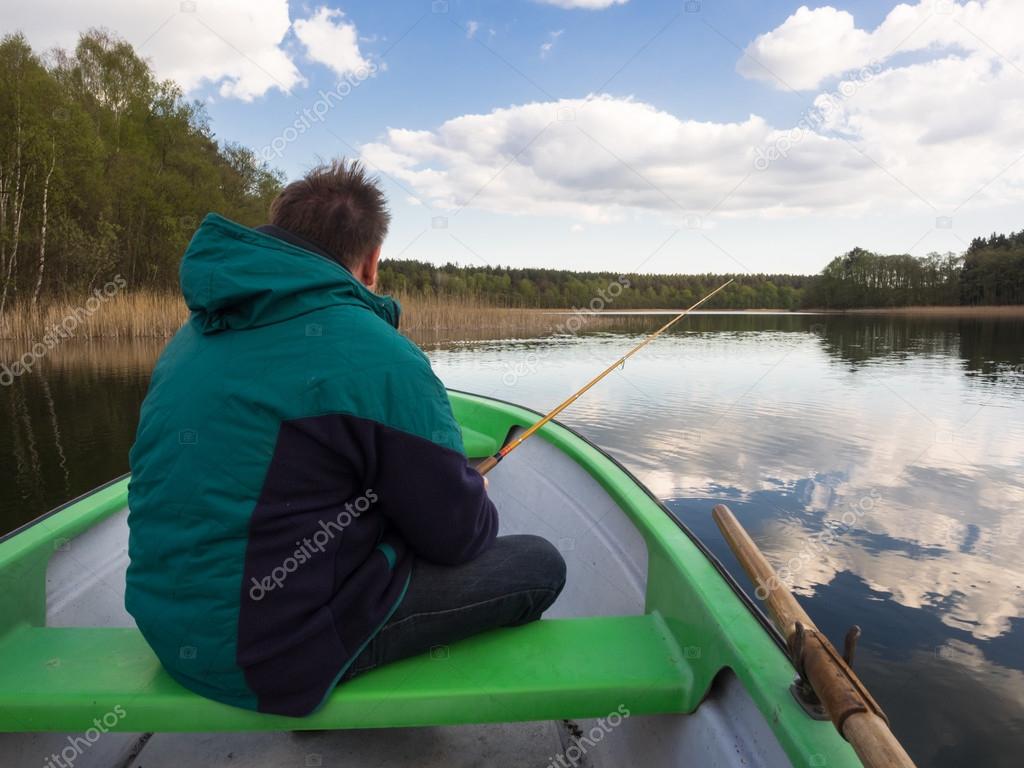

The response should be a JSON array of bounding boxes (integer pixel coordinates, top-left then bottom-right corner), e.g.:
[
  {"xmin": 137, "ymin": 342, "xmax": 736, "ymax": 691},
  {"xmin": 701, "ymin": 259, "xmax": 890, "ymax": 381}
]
[
  {"xmin": 4, "ymin": 292, "xmax": 1020, "ymax": 347},
  {"xmin": 0, "ymin": 291, "xmax": 606, "ymax": 345},
  {"xmin": 0, "ymin": 292, "xmax": 189, "ymax": 342}
]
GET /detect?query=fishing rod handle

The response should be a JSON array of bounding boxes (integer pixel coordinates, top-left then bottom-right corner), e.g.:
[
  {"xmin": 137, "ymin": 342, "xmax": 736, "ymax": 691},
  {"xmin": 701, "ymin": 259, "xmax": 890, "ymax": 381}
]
[{"xmin": 476, "ymin": 454, "xmax": 500, "ymax": 476}]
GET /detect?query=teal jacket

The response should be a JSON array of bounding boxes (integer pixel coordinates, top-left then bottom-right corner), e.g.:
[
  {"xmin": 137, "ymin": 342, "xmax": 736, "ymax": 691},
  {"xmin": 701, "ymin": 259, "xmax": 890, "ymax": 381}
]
[{"xmin": 126, "ymin": 214, "xmax": 497, "ymax": 716}]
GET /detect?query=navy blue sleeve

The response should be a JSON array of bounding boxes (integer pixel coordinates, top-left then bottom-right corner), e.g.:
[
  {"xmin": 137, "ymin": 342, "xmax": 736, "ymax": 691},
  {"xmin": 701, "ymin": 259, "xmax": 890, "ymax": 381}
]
[{"xmin": 373, "ymin": 424, "xmax": 498, "ymax": 566}]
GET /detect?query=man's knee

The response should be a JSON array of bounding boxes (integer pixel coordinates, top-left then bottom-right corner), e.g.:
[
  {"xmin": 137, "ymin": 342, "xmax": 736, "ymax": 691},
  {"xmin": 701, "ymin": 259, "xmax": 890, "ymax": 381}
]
[
  {"xmin": 498, "ymin": 534, "xmax": 566, "ymax": 620},
  {"xmin": 532, "ymin": 535, "xmax": 568, "ymax": 593}
]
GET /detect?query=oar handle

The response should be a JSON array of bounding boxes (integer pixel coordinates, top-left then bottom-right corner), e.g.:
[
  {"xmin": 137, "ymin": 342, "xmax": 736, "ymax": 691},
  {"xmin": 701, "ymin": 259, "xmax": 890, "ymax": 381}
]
[{"xmin": 712, "ymin": 504, "xmax": 916, "ymax": 768}]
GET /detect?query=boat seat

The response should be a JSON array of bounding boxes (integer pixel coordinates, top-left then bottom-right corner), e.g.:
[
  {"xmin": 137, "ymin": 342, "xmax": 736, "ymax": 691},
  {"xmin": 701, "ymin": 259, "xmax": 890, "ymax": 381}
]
[
  {"xmin": 459, "ymin": 424, "xmax": 500, "ymax": 458},
  {"xmin": 0, "ymin": 615, "xmax": 693, "ymax": 733}
]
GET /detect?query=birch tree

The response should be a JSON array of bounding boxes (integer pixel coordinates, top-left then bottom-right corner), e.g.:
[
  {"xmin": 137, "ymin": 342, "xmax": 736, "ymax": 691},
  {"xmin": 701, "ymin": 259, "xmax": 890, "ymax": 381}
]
[{"xmin": 31, "ymin": 139, "xmax": 56, "ymax": 307}]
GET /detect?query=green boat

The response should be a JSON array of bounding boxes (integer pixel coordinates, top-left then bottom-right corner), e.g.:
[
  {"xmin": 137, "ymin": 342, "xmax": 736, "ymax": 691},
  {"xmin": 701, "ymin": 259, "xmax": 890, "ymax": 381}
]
[{"xmin": 0, "ymin": 390, "xmax": 866, "ymax": 767}]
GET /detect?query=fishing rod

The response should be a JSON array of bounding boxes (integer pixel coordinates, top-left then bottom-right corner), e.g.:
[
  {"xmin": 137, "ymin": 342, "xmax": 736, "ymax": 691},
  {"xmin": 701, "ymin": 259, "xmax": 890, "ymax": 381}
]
[{"xmin": 476, "ymin": 278, "xmax": 734, "ymax": 476}]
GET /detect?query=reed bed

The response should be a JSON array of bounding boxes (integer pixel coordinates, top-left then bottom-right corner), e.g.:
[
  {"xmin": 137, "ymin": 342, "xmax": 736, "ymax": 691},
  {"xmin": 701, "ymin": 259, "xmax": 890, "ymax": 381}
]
[
  {"xmin": 395, "ymin": 293, "xmax": 598, "ymax": 340},
  {"xmin": 0, "ymin": 291, "xmax": 636, "ymax": 347},
  {"xmin": 0, "ymin": 292, "xmax": 189, "ymax": 342}
]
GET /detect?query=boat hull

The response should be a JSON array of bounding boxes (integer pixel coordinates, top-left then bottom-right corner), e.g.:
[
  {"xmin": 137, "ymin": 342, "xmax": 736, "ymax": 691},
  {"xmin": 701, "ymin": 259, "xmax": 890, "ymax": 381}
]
[{"xmin": 0, "ymin": 391, "xmax": 861, "ymax": 767}]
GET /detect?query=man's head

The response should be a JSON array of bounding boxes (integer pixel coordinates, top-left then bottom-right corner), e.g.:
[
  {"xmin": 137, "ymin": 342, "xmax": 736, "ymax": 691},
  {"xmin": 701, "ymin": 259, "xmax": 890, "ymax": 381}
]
[{"xmin": 269, "ymin": 159, "xmax": 390, "ymax": 290}]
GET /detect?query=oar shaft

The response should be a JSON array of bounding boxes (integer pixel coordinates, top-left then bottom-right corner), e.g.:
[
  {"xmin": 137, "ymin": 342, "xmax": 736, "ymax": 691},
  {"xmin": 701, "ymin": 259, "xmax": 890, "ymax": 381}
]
[
  {"xmin": 712, "ymin": 503, "xmax": 813, "ymax": 638},
  {"xmin": 845, "ymin": 712, "xmax": 917, "ymax": 768},
  {"xmin": 712, "ymin": 503, "xmax": 916, "ymax": 768},
  {"xmin": 478, "ymin": 279, "xmax": 733, "ymax": 474}
]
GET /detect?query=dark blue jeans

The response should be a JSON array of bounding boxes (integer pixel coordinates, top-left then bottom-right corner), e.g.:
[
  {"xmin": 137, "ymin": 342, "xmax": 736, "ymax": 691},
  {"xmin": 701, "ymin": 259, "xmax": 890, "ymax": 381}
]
[{"xmin": 342, "ymin": 535, "xmax": 566, "ymax": 680}]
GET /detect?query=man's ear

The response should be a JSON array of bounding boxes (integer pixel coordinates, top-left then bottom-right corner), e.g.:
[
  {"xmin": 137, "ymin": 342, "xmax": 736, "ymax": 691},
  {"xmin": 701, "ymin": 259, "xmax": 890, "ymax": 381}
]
[{"xmin": 355, "ymin": 245, "xmax": 382, "ymax": 291}]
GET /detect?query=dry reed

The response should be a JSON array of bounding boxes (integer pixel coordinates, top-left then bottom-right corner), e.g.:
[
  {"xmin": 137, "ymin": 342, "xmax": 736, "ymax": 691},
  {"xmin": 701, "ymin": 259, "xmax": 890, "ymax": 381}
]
[
  {"xmin": 0, "ymin": 291, "xmax": 631, "ymax": 346},
  {"xmin": 0, "ymin": 292, "xmax": 189, "ymax": 342}
]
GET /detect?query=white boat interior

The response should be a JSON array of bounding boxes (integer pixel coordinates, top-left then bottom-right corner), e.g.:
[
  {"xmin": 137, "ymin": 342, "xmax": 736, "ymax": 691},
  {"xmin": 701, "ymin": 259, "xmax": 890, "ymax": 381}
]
[{"xmin": 0, "ymin": 427, "xmax": 797, "ymax": 767}]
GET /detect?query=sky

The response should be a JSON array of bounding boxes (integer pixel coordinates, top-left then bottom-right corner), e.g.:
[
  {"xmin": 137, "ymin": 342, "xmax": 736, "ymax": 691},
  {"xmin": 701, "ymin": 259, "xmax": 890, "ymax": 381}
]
[{"xmin": 5, "ymin": 0, "xmax": 1024, "ymax": 275}]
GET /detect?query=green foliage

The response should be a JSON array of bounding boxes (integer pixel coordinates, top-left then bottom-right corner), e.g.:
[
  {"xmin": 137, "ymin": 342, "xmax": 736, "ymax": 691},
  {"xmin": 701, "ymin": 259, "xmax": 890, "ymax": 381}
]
[
  {"xmin": 801, "ymin": 237, "xmax": 1024, "ymax": 309},
  {"xmin": 378, "ymin": 261, "xmax": 808, "ymax": 309},
  {"xmin": 0, "ymin": 30, "xmax": 282, "ymax": 301},
  {"xmin": 801, "ymin": 248, "xmax": 964, "ymax": 309},
  {"xmin": 1, "ymin": 30, "xmax": 1020, "ymax": 310},
  {"xmin": 381, "ymin": 240, "xmax": 1024, "ymax": 310},
  {"xmin": 960, "ymin": 230, "xmax": 1024, "ymax": 305}
]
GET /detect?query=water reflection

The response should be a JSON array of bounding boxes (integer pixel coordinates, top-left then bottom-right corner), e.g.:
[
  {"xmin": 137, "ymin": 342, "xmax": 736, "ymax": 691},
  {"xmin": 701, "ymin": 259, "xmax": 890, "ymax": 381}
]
[
  {"xmin": 1, "ymin": 313, "xmax": 1022, "ymax": 766},
  {"xmin": 425, "ymin": 314, "xmax": 1024, "ymax": 768},
  {"xmin": 807, "ymin": 314, "xmax": 1024, "ymax": 377},
  {"xmin": 0, "ymin": 341, "xmax": 161, "ymax": 533}
]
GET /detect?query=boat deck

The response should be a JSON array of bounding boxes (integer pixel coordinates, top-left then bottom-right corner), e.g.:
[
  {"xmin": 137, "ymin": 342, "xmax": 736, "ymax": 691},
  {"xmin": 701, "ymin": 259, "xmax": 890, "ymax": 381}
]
[{"xmin": 0, "ymin": 392, "xmax": 862, "ymax": 767}]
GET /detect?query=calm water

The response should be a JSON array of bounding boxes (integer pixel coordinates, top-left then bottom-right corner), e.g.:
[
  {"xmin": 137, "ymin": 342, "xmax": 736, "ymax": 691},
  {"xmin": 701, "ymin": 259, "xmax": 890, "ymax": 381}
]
[{"xmin": 2, "ymin": 312, "xmax": 1023, "ymax": 766}]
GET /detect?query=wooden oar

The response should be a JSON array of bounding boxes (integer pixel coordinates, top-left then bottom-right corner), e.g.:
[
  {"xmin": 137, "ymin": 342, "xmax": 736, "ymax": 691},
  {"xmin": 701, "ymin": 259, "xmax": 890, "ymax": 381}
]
[
  {"xmin": 476, "ymin": 279, "xmax": 734, "ymax": 475},
  {"xmin": 712, "ymin": 503, "xmax": 916, "ymax": 768}
]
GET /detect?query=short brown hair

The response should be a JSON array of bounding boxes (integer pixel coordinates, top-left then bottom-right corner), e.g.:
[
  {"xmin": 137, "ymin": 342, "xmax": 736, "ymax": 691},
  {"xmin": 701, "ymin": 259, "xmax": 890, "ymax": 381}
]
[{"xmin": 269, "ymin": 159, "xmax": 391, "ymax": 269}]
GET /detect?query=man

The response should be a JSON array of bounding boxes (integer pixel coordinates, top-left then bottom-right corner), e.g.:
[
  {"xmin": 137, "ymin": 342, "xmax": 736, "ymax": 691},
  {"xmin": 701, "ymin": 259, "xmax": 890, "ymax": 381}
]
[{"xmin": 126, "ymin": 159, "xmax": 566, "ymax": 717}]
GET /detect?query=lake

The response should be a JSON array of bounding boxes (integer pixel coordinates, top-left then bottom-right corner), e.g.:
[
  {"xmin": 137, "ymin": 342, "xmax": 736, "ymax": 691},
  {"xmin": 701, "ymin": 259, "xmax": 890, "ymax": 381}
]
[{"xmin": 2, "ymin": 311, "xmax": 1023, "ymax": 766}]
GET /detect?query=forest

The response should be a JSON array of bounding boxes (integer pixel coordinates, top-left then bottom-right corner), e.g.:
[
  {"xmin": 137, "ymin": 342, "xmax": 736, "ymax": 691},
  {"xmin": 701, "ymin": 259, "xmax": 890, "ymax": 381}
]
[
  {"xmin": 378, "ymin": 263, "xmax": 808, "ymax": 309},
  {"xmin": 801, "ymin": 234, "xmax": 1024, "ymax": 309},
  {"xmin": 0, "ymin": 31, "xmax": 279, "ymax": 316},
  {"xmin": 1, "ymin": 30, "xmax": 1021, "ymax": 315}
]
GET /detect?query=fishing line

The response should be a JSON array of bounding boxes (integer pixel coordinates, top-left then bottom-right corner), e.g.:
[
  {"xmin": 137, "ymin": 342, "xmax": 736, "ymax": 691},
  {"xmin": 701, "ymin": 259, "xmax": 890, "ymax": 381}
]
[{"xmin": 476, "ymin": 278, "xmax": 734, "ymax": 475}]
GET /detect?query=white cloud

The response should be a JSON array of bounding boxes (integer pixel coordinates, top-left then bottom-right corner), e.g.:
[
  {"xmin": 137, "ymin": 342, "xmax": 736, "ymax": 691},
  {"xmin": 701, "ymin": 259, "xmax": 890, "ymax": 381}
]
[
  {"xmin": 540, "ymin": 29, "xmax": 564, "ymax": 58},
  {"xmin": 739, "ymin": 0, "xmax": 1024, "ymax": 90},
  {"xmin": 6, "ymin": 1, "xmax": 377, "ymax": 100},
  {"xmin": 294, "ymin": 6, "xmax": 370, "ymax": 78},
  {"xmin": 363, "ymin": 0, "xmax": 1024, "ymax": 225},
  {"xmin": 4, "ymin": 0, "xmax": 306, "ymax": 101},
  {"xmin": 362, "ymin": 95, "xmax": 834, "ymax": 221},
  {"xmin": 535, "ymin": 0, "xmax": 628, "ymax": 8},
  {"xmin": 466, "ymin": 20, "xmax": 480, "ymax": 40},
  {"xmin": 361, "ymin": 75, "xmax": 1022, "ymax": 224}
]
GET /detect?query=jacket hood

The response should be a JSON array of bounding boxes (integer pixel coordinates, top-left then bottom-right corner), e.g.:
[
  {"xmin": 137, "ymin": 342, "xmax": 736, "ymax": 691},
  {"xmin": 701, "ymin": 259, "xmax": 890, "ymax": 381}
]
[{"xmin": 179, "ymin": 213, "xmax": 400, "ymax": 333}]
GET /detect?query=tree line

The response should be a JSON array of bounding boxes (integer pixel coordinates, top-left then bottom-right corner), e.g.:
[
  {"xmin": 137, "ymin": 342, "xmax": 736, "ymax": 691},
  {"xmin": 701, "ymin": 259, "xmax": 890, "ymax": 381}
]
[
  {"xmin": 802, "ymin": 233, "xmax": 1024, "ymax": 309},
  {"xmin": 1, "ymin": 30, "xmax": 1021, "ymax": 315},
  {"xmin": 378, "ymin": 236, "xmax": 1022, "ymax": 309},
  {"xmin": 960, "ymin": 230, "xmax": 1024, "ymax": 305},
  {"xmin": 378, "ymin": 262, "xmax": 809, "ymax": 309}
]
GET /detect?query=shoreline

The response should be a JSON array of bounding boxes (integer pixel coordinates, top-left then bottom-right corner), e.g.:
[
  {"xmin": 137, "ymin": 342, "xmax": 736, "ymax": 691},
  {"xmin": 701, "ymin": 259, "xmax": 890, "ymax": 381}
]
[
  {"xmin": 572, "ymin": 305, "xmax": 1024, "ymax": 317},
  {"xmin": 0, "ymin": 292, "xmax": 641, "ymax": 346},
  {"xmin": 1, "ymin": 294, "xmax": 1021, "ymax": 346},
  {"xmin": 810, "ymin": 305, "xmax": 1024, "ymax": 317}
]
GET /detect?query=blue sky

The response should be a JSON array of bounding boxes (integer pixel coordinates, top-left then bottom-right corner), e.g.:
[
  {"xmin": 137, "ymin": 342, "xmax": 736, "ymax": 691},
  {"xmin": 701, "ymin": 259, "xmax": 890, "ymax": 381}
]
[{"xmin": 7, "ymin": 0, "xmax": 1024, "ymax": 274}]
